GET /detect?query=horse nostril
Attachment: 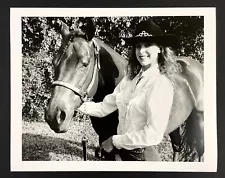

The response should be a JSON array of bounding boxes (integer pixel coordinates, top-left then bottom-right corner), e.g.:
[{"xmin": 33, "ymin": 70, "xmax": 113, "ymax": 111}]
[
  {"xmin": 56, "ymin": 110, "xmax": 66, "ymax": 124},
  {"xmin": 60, "ymin": 110, "xmax": 66, "ymax": 122}
]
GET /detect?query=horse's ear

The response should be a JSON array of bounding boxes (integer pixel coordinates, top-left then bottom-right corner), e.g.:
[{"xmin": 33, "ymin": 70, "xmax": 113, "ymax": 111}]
[
  {"xmin": 79, "ymin": 18, "xmax": 96, "ymax": 41},
  {"xmin": 60, "ymin": 22, "xmax": 70, "ymax": 38},
  {"xmin": 52, "ymin": 20, "xmax": 70, "ymax": 38}
]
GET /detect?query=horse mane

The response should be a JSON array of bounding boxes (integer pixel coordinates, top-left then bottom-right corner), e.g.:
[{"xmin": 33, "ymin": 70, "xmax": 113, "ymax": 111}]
[
  {"xmin": 70, "ymin": 29, "xmax": 88, "ymax": 41},
  {"xmin": 93, "ymin": 38, "xmax": 128, "ymax": 85}
]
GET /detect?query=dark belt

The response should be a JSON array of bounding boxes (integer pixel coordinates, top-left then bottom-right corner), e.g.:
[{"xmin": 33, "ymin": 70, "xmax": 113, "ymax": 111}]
[{"xmin": 120, "ymin": 148, "xmax": 145, "ymax": 154}]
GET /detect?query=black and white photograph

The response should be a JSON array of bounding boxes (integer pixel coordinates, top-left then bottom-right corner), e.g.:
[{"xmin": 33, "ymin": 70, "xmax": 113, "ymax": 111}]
[{"xmin": 10, "ymin": 8, "xmax": 217, "ymax": 171}]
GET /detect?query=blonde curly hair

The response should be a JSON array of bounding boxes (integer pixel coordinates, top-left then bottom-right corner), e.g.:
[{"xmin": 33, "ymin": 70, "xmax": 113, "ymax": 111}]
[{"xmin": 126, "ymin": 46, "xmax": 182, "ymax": 81}]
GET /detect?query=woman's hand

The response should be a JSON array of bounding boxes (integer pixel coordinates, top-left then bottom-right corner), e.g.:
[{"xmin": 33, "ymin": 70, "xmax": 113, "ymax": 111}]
[
  {"xmin": 101, "ymin": 136, "xmax": 114, "ymax": 153},
  {"xmin": 77, "ymin": 103, "xmax": 87, "ymax": 114}
]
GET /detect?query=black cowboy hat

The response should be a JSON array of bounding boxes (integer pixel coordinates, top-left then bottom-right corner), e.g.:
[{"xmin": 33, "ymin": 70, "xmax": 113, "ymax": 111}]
[{"xmin": 123, "ymin": 20, "xmax": 179, "ymax": 49}]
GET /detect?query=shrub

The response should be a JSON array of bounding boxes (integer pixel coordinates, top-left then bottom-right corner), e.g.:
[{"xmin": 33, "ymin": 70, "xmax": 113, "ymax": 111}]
[{"xmin": 22, "ymin": 51, "xmax": 54, "ymax": 121}]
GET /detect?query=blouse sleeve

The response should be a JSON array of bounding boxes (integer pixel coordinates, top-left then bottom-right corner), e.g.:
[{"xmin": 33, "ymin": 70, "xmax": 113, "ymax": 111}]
[
  {"xmin": 78, "ymin": 76, "xmax": 127, "ymax": 118},
  {"xmin": 112, "ymin": 76, "xmax": 174, "ymax": 150}
]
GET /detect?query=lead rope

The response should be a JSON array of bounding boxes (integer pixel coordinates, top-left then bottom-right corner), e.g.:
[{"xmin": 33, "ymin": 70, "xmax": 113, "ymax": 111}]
[
  {"xmin": 80, "ymin": 39, "xmax": 100, "ymax": 161},
  {"xmin": 81, "ymin": 114, "xmax": 88, "ymax": 161},
  {"xmin": 79, "ymin": 96, "xmax": 106, "ymax": 161},
  {"xmin": 80, "ymin": 94, "xmax": 93, "ymax": 161}
]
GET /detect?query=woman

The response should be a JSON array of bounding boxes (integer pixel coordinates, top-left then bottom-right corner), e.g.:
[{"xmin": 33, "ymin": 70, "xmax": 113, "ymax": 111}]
[{"xmin": 78, "ymin": 20, "xmax": 181, "ymax": 161}]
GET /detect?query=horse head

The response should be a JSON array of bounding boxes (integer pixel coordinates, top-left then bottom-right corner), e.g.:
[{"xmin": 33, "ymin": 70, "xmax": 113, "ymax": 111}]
[{"xmin": 45, "ymin": 20, "xmax": 99, "ymax": 133}]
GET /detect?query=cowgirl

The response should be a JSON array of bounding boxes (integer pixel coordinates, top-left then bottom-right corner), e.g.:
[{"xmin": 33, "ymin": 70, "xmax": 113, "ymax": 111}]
[{"xmin": 78, "ymin": 20, "xmax": 181, "ymax": 161}]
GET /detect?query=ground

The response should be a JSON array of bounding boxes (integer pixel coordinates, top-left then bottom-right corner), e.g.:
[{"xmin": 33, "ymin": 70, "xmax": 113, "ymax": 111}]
[{"xmin": 22, "ymin": 119, "xmax": 173, "ymax": 161}]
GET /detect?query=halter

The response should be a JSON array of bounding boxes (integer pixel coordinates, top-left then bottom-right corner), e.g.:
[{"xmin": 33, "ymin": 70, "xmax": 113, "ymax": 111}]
[
  {"xmin": 52, "ymin": 38, "xmax": 100, "ymax": 102},
  {"xmin": 51, "ymin": 37, "xmax": 100, "ymax": 161}
]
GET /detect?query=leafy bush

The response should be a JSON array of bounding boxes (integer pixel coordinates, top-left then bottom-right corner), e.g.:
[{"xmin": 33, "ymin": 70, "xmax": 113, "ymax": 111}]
[
  {"xmin": 22, "ymin": 16, "xmax": 204, "ymax": 121},
  {"xmin": 22, "ymin": 51, "xmax": 54, "ymax": 121}
]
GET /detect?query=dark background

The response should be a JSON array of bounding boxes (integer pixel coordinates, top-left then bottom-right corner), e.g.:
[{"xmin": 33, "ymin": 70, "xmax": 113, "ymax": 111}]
[{"xmin": 1, "ymin": 0, "xmax": 224, "ymax": 178}]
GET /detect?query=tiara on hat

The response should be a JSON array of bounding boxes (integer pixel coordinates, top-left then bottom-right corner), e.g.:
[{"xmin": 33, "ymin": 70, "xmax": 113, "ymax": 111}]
[{"xmin": 135, "ymin": 31, "xmax": 153, "ymax": 37}]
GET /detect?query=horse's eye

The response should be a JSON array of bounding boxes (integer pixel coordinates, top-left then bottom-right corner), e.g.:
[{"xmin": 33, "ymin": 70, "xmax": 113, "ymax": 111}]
[
  {"xmin": 82, "ymin": 61, "xmax": 89, "ymax": 67},
  {"xmin": 80, "ymin": 56, "xmax": 89, "ymax": 67}
]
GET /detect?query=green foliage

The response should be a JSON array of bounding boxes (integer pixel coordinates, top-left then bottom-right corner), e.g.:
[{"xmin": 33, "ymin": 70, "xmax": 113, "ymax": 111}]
[
  {"xmin": 22, "ymin": 17, "xmax": 46, "ymax": 55},
  {"xmin": 22, "ymin": 51, "xmax": 54, "ymax": 121},
  {"xmin": 22, "ymin": 16, "xmax": 204, "ymax": 122}
]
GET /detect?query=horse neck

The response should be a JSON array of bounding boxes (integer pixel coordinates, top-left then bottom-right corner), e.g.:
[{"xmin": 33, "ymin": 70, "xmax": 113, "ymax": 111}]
[
  {"xmin": 92, "ymin": 38, "xmax": 127, "ymax": 102},
  {"xmin": 93, "ymin": 38, "xmax": 127, "ymax": 85}
]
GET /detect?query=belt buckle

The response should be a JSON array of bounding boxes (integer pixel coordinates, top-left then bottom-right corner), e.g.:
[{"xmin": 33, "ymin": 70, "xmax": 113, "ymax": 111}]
[{"xmin": 132, "ymin": 148, "xmax": 145, "ymax": 153}]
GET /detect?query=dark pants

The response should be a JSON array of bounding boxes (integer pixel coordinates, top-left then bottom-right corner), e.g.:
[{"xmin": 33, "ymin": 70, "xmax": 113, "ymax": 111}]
[
  {"xmin": 119, "ymin": 148, "xmax": 146, "ymax": 161},
  {"xmin": 102, "ymin": 147, "xmax": 161, "ymax": 161}
]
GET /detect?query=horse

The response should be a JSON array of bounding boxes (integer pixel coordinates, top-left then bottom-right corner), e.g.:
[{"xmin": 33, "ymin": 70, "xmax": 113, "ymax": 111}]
[{"xmin": 45, "ymin": 20, "xmax": 204, "ymax": 161}]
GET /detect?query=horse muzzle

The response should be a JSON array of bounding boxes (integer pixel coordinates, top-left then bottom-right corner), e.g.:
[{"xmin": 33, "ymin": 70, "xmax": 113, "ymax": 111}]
[
  {"xmin": 44, "ymin": 96, "xmax": 79, "ymax": 133},
  {"xmin": 45, "ymin": 108, "xmax": 71, "ymax": 133}
]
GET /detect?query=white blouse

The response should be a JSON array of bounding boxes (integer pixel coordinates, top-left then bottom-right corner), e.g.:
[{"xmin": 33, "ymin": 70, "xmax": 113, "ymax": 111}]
[{"xmin": 78, "ymin": 65, "xmax": 174, "ymax": 150}]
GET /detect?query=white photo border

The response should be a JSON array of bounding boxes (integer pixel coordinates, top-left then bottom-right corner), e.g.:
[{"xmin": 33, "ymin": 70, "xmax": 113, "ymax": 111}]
[{"xmin": 10, "ymin": 8, "xmax": 217, "ymax": 172}]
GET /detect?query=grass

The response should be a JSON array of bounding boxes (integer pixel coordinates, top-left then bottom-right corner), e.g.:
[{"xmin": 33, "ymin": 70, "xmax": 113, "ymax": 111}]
[
  {"xmin": 22, "ymin": 118, "xmax": 174, "ymax": 161},
  {"xmin": 22, "ymin": 119, "xmax": 99, "ymax": 161}
]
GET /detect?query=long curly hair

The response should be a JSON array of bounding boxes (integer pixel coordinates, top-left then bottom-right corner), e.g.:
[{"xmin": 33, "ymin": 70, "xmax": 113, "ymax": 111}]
[{"xmin": 126, "ymin": 45, "xmax": 182, "ymax": 81}]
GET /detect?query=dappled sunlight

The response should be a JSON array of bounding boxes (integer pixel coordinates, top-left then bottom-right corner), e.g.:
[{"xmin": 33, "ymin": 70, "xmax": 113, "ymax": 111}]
[
  {"xmin": 22, "ymin": 120, "xmax": 99, "ymax": 161},
  {"xmin": 22, "ymin": 120, "xmax": 173, "ymax": 161}
]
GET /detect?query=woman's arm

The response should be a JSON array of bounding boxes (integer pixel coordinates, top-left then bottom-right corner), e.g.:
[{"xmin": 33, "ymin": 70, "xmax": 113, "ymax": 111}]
[
  {"xmin": 112, "ymin": 76, "xmax": 174, "ymax": 150},
  {"xmin": 78, "ymin": 76, "xmax": 127, "ymax": 118}
]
